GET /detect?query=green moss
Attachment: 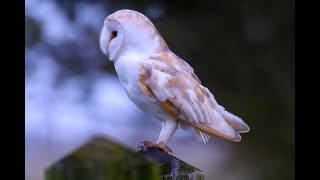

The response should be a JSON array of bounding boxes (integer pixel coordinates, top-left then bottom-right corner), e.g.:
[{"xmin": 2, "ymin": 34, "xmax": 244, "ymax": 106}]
[{"xmin": 45, "ymin": 136, "xmax": 161, "ymax": 180}]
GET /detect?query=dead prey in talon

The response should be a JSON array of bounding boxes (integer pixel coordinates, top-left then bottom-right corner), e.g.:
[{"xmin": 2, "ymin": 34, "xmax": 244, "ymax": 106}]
[
  {"xmin": 99, "ymin": 9, "xmax": 250, "ymax": 154},
  {"xmin": 138, "ymin": 141, "xmax": 172, "ymax": 154}
]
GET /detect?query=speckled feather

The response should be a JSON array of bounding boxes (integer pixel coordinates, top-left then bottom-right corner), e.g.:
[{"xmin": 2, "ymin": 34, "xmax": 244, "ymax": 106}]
[{"xmin": 138, "ymin": 52, "xmax": 249, "ymax": 143}]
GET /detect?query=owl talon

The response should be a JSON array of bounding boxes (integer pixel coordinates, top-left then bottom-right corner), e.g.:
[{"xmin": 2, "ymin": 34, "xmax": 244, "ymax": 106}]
[
  {"xmin": 138, "ymin": 141, "xmax": 172, "ymax": 154},
  {"xmin": 137, "ymin": 141, "xmax": 144, "ymax": 147},
  {"xmin": 137, "ymin": 141, "xmax": 150, "ymax": 151}
]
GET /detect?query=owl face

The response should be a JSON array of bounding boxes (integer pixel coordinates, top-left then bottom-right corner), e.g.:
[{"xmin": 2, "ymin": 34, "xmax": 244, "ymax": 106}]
[
  {"xmin": 99, "ymin": 18, "xmax": 127, "ymax": 61},
  {"xmin": 100, "ymin": 9, "xmax": 168, "ymax": 62}
]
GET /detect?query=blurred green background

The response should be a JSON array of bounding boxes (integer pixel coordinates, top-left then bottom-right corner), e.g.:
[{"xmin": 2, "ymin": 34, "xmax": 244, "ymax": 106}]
[{"xmin": 25, "ymin": 0, "xmax": 294, "ymax": 179}]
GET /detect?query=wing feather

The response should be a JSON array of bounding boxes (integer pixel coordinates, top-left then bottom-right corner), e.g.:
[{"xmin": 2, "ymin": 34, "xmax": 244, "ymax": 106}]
[{"xmin": 139, "ymin": 53, "xmax": 249, "ymax": 142}]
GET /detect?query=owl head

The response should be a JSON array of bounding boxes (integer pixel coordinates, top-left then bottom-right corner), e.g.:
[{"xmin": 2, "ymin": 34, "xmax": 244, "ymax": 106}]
[{"xmin": 99, "ymin": 9, "xmax": 168, "ymax": 61}]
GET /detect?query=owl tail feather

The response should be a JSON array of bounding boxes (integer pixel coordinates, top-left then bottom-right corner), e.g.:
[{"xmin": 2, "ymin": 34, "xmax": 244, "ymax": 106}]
[
  {"xmin": 216, "ymin": 105, "xmax": 250, "ymax": 133},
  {"xmin": 194, "ymin": 129, "xmax": 211, "ymax": 144}
]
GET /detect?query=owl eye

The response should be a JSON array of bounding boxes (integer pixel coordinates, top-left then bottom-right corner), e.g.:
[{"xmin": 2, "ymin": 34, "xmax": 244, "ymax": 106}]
[
  {"xmin": 109, "ymin": 31, "xmax": 118, "ymax": 41},
  {"xmin": 112, "ymin": 31, "xmax": 117, "ymax": 38}
]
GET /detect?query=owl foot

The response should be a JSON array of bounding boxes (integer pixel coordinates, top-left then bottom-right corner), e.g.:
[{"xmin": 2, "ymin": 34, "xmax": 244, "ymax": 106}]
[{"xmin": 138, "ymin": 141, "xmax": 172, "ymax": 154}]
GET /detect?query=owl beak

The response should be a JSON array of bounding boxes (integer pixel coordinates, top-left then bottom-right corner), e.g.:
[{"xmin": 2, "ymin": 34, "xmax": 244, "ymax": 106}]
[
  {"xmin": 105, "ymin": 48, "xmax": 110, "ymax": 59},
  {"xmin": 106, "ymin": 48, "xmax": 115, "ymax": 62}
]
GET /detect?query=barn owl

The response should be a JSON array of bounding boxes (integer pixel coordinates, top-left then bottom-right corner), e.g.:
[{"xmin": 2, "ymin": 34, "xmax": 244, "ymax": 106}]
[{"xmin": 99, "ymin": 9, "xmax": 250, "ymax": 153}]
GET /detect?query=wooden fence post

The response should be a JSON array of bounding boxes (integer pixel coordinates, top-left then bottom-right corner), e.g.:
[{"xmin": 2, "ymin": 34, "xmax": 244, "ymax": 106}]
[{"xmin": 45, "ymin": 135, "xmax": 204, "ymax": 180}]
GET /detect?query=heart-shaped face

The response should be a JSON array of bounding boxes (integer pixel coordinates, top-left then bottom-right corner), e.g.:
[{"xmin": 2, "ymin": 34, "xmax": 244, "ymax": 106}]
[{"xmin": 99, "ymin": 9, "xmax": 168, "ymax": 62}]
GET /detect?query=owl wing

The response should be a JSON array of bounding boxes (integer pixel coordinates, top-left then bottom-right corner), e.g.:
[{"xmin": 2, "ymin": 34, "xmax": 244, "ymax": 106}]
[{"xmin": 138, "ymin": 54, "xmax": 249, "ymax": 143}]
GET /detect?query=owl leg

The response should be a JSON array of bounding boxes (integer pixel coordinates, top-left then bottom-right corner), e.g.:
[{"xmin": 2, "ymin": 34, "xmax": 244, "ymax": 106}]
[
  {"xmin": 139, "ymin": 119, "xmax": 177, "ymax": 153},
  {"xmin": 158, "ymin": 121, "xmax": 166, "ymax": 140},
  {"xmin": 157, "ymin": 119, "xmax": 178, "ymax": 145}
]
